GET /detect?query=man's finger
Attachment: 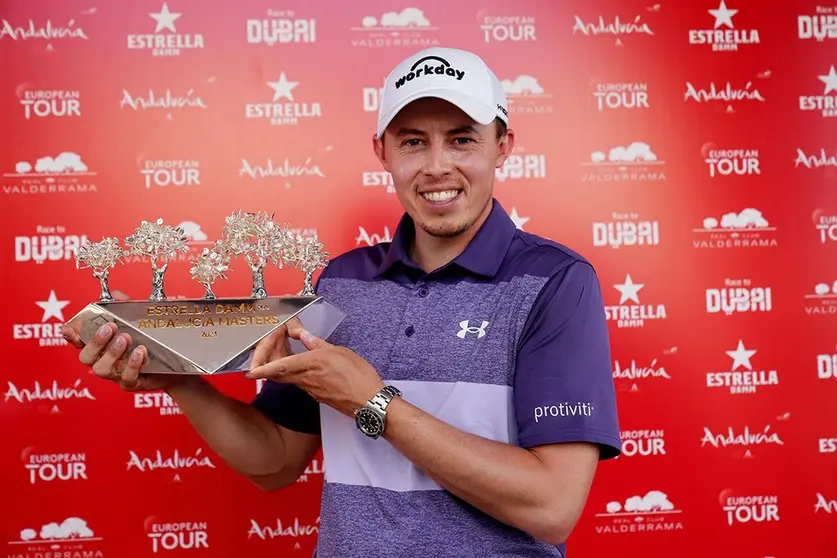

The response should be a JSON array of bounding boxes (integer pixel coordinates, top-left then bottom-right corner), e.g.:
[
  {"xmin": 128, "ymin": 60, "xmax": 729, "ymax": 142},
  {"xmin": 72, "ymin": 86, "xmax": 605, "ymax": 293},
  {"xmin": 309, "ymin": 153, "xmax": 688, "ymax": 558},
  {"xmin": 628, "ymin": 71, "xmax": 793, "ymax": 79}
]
[
  {"xmin": 120, "ymin": 346, "xmax": 147, "ymax": 387},
  {"xmin": 246, "ymin": 352, "xmax": 314, "ymax": 379},
  {"xmin": 61, "ymin": 324, "xmax": 85, "ymax": 349},
  {"xmin": 90, "ymin": 333, "xmax": 131, "ymax": 380},
  {"xmin": 78, "ymin": 322, "xmax": 118, "ymax": 366},
  {"xmin": 289, "ymin": 328, "xmax": 327, "ymax": 351},
  {"xmin": 112, "ymin": 290, "xmax": 131, "ymax": 302},
  {"xmin": 251, "ymin": 327, "xmax": 285, "ymax": 368}
]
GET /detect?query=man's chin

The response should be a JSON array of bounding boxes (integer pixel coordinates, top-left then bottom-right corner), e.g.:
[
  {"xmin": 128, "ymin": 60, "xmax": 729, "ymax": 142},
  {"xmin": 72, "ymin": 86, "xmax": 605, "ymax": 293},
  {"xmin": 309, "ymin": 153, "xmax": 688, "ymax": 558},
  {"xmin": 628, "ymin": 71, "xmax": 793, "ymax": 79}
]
[{"xmin": 416, "ymin": 217, "xmax": 470, "ymax": 239}]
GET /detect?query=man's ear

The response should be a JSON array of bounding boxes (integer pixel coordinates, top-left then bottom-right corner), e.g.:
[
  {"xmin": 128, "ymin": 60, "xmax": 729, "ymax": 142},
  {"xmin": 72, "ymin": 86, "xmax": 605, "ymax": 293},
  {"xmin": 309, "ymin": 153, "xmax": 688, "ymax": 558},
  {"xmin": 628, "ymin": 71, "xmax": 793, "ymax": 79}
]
[
  {"xmin": 495, "ymin": 128, "xmax": 516, "ymax": 168},
  {"xmin": 372, "ymin": 134, "xmax": 390, "ymax": 172}
]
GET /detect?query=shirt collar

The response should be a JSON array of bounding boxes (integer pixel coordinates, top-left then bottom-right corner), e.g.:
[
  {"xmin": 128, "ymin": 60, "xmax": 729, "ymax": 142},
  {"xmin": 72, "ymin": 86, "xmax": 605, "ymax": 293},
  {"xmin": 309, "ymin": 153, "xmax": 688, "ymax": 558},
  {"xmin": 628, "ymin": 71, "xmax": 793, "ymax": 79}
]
[{"xmin": 375, "ymin": 198, "xmax": 517, "ymax": 279}]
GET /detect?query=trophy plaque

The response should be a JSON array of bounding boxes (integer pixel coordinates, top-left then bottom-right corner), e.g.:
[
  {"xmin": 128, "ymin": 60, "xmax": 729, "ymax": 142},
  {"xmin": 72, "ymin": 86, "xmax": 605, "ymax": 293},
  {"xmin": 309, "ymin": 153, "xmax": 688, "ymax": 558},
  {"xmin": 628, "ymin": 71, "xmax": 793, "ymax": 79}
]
[{"xmin": 65, "ymin": 211, "xmax": 346, "ymax": 375}]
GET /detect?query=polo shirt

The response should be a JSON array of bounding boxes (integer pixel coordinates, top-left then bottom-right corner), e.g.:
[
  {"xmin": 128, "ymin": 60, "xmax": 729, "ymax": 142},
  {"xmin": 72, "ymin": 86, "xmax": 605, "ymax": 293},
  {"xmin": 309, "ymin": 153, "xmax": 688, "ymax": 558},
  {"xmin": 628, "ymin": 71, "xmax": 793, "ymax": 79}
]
[{"xmin": 252, "ymin": 198, "xmax": 621, "ymax": 558}]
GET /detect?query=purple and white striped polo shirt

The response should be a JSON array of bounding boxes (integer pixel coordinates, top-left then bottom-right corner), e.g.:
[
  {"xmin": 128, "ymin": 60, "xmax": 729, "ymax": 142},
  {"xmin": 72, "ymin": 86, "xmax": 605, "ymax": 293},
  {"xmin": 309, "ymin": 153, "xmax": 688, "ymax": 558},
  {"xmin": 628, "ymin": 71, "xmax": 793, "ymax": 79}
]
[{"xmin": 252, "ymin": 199, "xmax": 621, "ymax": 557}]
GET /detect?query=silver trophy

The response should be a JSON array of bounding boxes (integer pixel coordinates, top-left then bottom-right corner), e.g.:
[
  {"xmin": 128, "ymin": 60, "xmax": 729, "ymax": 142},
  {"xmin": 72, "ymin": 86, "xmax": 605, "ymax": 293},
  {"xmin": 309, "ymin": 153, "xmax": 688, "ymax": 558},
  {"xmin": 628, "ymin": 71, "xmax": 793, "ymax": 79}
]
[{"xmin": 65, "ymin": 211, "xmax": 345, "ymax": 375}]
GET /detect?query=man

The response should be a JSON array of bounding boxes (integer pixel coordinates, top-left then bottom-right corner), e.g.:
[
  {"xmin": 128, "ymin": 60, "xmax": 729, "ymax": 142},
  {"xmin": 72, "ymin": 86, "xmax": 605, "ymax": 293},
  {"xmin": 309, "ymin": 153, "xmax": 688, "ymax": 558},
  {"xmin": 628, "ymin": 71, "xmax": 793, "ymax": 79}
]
[{"xmin": 62, "ymin": 47, "xmax": 621, "ymax": 557}]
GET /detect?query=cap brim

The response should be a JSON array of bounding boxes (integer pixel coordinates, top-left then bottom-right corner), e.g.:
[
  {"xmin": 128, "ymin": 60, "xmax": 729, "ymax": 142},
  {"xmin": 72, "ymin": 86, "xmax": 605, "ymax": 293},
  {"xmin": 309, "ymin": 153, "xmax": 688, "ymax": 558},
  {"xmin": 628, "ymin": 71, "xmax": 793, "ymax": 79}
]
[{"xmin": 376, "ymin": 88, "xmax": 497, "ymax": 138}]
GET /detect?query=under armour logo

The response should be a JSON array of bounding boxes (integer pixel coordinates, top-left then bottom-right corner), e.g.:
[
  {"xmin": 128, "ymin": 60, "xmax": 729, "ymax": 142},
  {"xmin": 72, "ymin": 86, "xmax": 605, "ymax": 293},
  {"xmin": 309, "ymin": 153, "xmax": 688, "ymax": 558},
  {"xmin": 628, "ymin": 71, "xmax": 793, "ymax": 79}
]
[{"xmin": 456, "ymin": 320, "xmax": 489, "ymax": 339}]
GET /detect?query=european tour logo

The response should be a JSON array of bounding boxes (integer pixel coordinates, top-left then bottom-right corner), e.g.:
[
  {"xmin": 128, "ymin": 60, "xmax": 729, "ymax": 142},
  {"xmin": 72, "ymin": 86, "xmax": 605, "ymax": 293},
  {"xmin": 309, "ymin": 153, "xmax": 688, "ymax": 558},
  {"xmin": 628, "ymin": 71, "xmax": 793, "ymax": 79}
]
[{"xmin": 394, "ymin": 55, "xmax": 464, "ymax": 89}]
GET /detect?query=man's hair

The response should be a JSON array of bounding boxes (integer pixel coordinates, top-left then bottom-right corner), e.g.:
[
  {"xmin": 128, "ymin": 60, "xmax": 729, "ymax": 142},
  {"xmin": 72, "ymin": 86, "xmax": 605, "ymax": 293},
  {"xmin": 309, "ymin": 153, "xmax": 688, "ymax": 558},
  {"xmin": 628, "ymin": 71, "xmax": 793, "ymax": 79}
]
[{"xmin": 494, "ymin": 118, "xmax": 508, "ymax": 141}]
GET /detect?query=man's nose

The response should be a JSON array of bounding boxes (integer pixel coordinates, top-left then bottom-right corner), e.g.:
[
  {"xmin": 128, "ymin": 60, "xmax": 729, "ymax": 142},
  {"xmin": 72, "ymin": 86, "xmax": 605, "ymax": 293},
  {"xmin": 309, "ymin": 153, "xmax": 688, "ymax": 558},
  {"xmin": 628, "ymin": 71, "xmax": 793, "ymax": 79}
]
[{"xmin": 422, "ymin": 142, "xmax": 454, "ymax": 178}]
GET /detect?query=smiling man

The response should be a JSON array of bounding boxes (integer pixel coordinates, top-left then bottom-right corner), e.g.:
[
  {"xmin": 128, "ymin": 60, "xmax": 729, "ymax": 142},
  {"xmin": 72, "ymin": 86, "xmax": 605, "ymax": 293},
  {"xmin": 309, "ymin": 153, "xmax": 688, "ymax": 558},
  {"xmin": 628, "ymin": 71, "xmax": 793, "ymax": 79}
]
[
  {"xmin": 249, "ymin": 47, "xmax": 622, "ymax": 556},
  {"xmin": 63, "ymin": 47, "xmax": 620, "ymax": 557}
]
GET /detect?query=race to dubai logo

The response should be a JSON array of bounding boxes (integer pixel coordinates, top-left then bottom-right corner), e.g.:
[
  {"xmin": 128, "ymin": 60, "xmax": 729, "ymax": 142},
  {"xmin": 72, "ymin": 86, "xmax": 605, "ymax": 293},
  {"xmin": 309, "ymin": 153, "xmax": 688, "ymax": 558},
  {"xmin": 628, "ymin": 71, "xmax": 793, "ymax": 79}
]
[
  {"xmin": 495, "ymin": 147, "xmax": 546, "ymax": 182},
  {"xmin": 349, "ymin": 7, "xmax": 439, "ymax": 49},
  {"xmin": 798, "ymin": 7, "xmax": 837, "ymax": 41},
  {"xmin": 817, "ymin": 349, "xmax": 837, "ymax": 381},
  {"xmin": 705, "ymin": 278, "xmax": 772, "ymax": 314},
  {"xmin": 684, "ymin": 72, "xmax": 769, "ymax": 113},
  {"xmin": 15, "ymin": 224, "xmax": 88, "ymax": 263},
  {"xmin": 246, "ymin": 9, "xmax": 316, "ymax": 45},
  {"xmin": 594, "ymin": 490, "xmax": 684, "ymax": 534},
  {"xmin": 145, "ymin": 517, "xmax": 209, "ymax": 553},
  {"xmin": 592, "ymin": 212, "xmax": 660, "ymax": 249},
  {"xmin": 688, "ymin": 0, "xmax": 759, "ymax": 51},
  {"xmin": 127, "ymin": 1, "xmax": 205, "ymax": 57}
]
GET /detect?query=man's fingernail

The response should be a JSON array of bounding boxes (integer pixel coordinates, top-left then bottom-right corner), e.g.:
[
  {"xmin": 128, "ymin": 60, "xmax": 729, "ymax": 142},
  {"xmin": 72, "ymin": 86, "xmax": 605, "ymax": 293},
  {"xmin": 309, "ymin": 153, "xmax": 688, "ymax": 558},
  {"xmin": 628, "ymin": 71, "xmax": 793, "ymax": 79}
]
[
  {"xmin": 301, "ymin": 329, "xmax": 314, "ymax": 344},
  {"xmin": 130, "ymin": 348, "xmax": 142, "ymax": 363},
  {"xmin": 96, "ymin": 324, "xmax": 110, "ymax": 339}
]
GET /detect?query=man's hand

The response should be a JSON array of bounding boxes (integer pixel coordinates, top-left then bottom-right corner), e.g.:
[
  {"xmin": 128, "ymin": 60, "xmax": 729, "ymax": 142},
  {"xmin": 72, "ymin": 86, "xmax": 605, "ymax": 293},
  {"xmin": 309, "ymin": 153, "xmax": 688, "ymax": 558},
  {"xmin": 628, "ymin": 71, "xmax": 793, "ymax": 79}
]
[
  {"xmin": 61, "ymin": 291, "xmax": 191, "ymax": 392},
  {"xmin": 246, "ymin": 328, "xmax": 385, "ymax": 417}
]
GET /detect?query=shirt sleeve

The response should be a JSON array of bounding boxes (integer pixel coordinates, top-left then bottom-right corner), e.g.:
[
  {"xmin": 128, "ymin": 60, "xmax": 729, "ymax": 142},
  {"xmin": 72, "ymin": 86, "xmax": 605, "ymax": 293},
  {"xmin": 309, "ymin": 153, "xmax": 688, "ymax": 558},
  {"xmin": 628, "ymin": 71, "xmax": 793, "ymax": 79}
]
[
  {"xmin": 514, "ymin": 261, "xmax": 621, "ymax": 460},
  {"xmin": 250, "ymin": 278, "xmax": 324, "ymax": 435}
]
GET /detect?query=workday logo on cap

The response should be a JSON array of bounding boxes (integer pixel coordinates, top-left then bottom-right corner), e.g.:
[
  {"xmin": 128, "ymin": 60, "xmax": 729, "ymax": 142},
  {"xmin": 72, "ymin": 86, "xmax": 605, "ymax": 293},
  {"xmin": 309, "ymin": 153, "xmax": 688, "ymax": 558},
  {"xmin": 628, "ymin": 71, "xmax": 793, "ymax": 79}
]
[
  {"xmin": 394, "ymin": 55, "xmax": 466, "ymax": 89},
  {"xmin": 376, "ymin": 47, "xmax": 509, "ymax": 138}
]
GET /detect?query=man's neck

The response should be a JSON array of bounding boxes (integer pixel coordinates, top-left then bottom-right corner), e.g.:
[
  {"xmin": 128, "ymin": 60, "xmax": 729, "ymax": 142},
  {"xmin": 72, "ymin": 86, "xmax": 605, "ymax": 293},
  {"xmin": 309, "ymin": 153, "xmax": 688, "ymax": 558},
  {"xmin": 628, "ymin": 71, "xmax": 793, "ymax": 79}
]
[{"xmin": 409, "ymin": 202, "xmax": 493, "ymax": 273}]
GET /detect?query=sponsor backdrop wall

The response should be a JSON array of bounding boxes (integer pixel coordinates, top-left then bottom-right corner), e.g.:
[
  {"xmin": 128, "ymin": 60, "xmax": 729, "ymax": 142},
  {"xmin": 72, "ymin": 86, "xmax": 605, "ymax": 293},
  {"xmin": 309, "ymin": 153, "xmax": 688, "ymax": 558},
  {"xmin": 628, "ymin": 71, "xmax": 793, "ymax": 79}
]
[{"xmin": 1, "ymin": 0, "xmax": 836, "ymax": 557}]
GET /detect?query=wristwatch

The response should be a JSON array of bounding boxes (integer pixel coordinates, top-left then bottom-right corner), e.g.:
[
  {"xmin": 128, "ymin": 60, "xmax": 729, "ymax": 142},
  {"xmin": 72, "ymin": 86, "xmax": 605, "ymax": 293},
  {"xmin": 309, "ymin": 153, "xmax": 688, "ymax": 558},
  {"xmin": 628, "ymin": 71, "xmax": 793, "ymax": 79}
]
[{"xmin": 354, "ymin": 385, "xmax": 402, "ymax": 439}]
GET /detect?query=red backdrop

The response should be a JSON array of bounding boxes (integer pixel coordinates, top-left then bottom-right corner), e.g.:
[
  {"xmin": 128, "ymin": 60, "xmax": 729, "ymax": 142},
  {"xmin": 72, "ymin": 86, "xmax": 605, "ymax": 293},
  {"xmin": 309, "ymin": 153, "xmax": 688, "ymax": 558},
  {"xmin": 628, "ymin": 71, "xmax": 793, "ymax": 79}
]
[{"xmin": 2, "ymin": 0, "xmax": 836, "ymax": 556}]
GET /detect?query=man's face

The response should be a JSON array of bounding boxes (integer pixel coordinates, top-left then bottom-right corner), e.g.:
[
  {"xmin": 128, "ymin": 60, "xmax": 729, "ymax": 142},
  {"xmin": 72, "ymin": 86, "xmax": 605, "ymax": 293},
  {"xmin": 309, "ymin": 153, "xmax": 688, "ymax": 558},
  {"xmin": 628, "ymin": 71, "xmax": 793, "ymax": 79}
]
[{"xmin": 373, "ymin": 97, "xmax": 514, "ymax": 239}]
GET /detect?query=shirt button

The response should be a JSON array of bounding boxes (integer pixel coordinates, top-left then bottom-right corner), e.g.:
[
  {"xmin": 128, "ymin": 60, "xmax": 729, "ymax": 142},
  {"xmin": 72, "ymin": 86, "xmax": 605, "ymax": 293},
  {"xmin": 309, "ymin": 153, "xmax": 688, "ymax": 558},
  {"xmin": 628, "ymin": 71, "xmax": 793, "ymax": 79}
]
[
  {"xmin": 418, "ymin": 287, "xmax": 429, "ymax": 298},
  {"xmin": 405, "ymin": 325, "xmax": 415, "ymax": 337}
]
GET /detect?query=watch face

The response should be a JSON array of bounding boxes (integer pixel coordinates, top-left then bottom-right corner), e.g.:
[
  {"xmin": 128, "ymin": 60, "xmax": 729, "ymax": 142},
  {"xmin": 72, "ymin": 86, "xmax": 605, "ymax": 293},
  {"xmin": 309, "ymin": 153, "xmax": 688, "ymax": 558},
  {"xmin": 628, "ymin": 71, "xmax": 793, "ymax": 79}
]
[{"xmin": 356, "ymin": 408, "xmax": 383, "ymax": 436}]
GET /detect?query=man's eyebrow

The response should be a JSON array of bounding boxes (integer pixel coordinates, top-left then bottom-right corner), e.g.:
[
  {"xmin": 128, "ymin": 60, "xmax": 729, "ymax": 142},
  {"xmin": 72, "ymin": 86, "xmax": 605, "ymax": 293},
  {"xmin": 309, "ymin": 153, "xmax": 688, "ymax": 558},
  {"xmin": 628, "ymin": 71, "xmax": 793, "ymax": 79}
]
[
  {"xmin": 394, "ymin": 127, "xmax": 426, "ymax": 137},
  {"xmin": 447, "ymin": 125, "xmax": 479, "ymax": 135},
  {"xmin": 393, "ymin": 125, "xmax": 480, "ymax": 137}
]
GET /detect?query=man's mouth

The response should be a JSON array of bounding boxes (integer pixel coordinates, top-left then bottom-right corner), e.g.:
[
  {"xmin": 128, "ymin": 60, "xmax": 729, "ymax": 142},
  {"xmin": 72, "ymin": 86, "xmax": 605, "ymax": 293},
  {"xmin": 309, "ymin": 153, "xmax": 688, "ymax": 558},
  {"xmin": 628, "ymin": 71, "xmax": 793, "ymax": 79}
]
[{"xmin": 420, "ymin": 189, "xmax": 461, "ymax": 203}]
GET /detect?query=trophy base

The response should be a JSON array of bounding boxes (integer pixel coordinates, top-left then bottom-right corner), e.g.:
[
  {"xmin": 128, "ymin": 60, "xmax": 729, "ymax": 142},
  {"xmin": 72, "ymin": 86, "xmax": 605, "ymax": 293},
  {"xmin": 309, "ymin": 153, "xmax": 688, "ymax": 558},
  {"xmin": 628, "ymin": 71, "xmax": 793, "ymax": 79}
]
[{"xmin": 66, "ymin": 296, "xmax": 346, "ymax": 375}]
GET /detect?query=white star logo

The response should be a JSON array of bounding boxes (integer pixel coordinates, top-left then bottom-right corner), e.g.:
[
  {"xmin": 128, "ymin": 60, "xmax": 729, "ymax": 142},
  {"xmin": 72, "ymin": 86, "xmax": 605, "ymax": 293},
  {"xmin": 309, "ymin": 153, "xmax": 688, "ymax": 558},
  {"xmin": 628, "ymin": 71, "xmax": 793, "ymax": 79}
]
[
  {"xmin": 509, "ymin": 207, "xmax": 530, "ymax": 230},
  {"xmin": 36, "ymin": 290, "xmax": 70, "ymax": 322},
  {"xmin": 614, "ymin": 274, "xmax": 644, "ymax": 304},
  {"xmin": 818, "ymin": 65, "xmax": 837, "ymax": 95},
  {"xmin": 708, "ymin": 0, "xmax": 737, "ymax": 29},
  {"xmin": 267, "ymin": 73, "xmax": 298, "ymax": 102},
  {"xmin": 149, "ymin": 2, "xmax": 181, "ymax": 33},
  {"xmin": 725, "ymin": 339, "xmax": 756, "ymax": 371}
]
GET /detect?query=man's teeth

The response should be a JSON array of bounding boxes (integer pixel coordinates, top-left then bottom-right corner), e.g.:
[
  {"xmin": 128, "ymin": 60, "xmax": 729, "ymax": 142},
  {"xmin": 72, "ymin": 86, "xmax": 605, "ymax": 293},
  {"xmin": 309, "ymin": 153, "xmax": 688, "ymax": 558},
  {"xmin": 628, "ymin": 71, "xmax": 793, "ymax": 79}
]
[{"xmin": 422, "ymin": 190, "xmax": 459, "ymax": 202}]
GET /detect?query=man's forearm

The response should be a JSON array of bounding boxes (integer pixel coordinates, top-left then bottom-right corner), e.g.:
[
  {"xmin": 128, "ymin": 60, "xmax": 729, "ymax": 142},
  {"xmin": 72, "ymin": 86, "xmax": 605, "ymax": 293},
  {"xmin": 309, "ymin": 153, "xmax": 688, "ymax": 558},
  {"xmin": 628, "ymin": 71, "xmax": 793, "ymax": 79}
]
[
  {"xmin": 382, "ymin": 397, "xmax": 583, "ymax": 545},
  {"xmin": 164, "ymin": 378, "xmax": 292, "ymax": 480}
]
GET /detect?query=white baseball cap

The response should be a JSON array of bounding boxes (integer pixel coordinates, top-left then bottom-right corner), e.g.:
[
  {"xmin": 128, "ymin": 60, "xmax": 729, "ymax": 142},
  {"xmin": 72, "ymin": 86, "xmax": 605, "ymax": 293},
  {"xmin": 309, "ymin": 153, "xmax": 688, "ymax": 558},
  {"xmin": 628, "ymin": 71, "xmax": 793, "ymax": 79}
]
[{"xmin": 376, "ymin": 47, "xmax": 509, "ymax": 139}]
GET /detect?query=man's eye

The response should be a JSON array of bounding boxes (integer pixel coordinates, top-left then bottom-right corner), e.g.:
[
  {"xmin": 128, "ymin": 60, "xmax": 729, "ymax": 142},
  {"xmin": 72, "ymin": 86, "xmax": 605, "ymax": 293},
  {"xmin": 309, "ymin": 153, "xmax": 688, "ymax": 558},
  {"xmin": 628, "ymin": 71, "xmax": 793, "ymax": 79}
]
[
  {"xmin": 403, "ymin": 139, "xmax": 422, "ymax": 147},
  {"xmin": 454, "ymin": 137, "xmax": 474, "ymax": 144}
]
